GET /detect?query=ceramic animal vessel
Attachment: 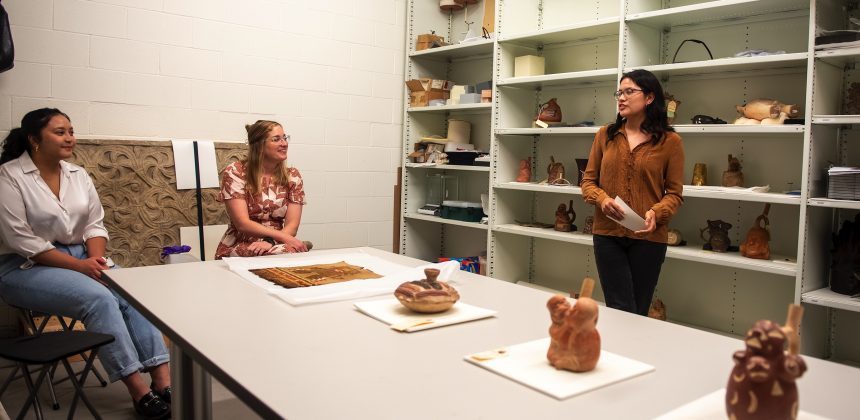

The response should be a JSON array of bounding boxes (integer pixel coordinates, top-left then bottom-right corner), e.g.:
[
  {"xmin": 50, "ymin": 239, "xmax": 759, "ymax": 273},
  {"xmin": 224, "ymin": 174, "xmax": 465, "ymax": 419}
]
[
  {"xmin": 547, "ymin": 278, "xmax": 600, "ymax": 372},
  {"xmin": 726, "ymin": 304, "xmax": 806, "ymax": 420},
  {"xmin": 736, "ymin": 99, "xmax": 799, "ymax": 121}
]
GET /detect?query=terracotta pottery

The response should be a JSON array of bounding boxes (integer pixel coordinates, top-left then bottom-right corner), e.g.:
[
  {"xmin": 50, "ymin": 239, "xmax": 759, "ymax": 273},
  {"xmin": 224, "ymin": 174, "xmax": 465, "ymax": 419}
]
[
  {"xmin": 554, "ymin": 200, "xmax": 576, "ymax": 232},
  {"xmin": 726, "ymin": 304, "xmax": 806, "ymax": 420},
  {"xmin": 722, "ymin": 154, "xmax": 744, "ymax": 187},
  {"xmin": 740, "ymin": 204, "xmax": 771, "ymax": 260},
  {"xmin": 546, "ymin": 278, "xmax": 600, "ymax": 372},
  {"xmin": 547, "ymin": 156, "xmax": 566, "ymax": 185},
  {"xmin": 536, "ymin": 98, "xmax": 562, "ymax": 123},
  {"xmin": 582, "ymin": 216, "xmax": 594, "ymax": 234},
  {"xmin": 516, "ymin": 157, "xmax": 532, "ymax": 182},
  {"xmin": 700, "ymin": 219, "xmax": 732, "ymax": 252}
]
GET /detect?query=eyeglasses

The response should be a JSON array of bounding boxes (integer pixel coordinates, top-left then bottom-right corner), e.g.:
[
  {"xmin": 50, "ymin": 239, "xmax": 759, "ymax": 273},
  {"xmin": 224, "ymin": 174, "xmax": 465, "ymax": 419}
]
[
  {"xmin": 268, "ymin": 134, "xmax": 290, "ymax": 144},
  {"xmin": 613, "ymin": 88, "xmax": 644, "ymax": 100}
]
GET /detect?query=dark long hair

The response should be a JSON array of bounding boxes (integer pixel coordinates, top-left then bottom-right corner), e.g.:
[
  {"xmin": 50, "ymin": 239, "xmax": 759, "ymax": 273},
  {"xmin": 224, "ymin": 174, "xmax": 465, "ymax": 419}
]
[
  {"xmin": 0, "ymin": 108, "xmax": 70, "ymax": 165},
  {"xmin": 607, "ymin": 69, "xmax": 674, "ymax": 142}
]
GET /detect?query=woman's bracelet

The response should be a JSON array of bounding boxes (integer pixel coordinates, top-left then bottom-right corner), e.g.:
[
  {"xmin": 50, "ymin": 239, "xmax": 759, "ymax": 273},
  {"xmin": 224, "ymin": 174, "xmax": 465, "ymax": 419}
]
[{"xmin": 261, "ymin": 237, "xmax": 277, "ymax": 246}]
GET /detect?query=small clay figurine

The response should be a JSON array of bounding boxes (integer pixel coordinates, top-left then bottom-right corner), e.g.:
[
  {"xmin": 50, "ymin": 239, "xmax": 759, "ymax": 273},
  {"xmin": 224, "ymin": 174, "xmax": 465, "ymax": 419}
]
[
  {"xmin": 554, "ymin": 200, "xmax": 576, "ymax": 232},
  {"xmin": 722, "ymin": 154, "xmax": 744, "ymax": 187},
  {"xmin": 665, "ymin": 93, "xmax": 681, "ymax": 124},
  {"xmin": 726, "ymin": 304, "xmax": 806, "ymax": 420},
  {"xmin": 647, "ymin": 298, "xmax": 667, "ymax": 321},
  {"xmin": 582, "ymin": 216, "xmax": 594, "ymax": 234},
  {"xmin": 547, "ymin": 278, "xmax": 600, "ymax": 372},
  {"xmin": 741, "ymin": 204, "xmax": 771, "ymax": 260},
  {"xmin": 536, "ymin": 98, "xmax": 562, "ymax": 123},
  {"xmin": 667, "ymin": 228, "xmax": 684, "ymax": 246},
  {"xmin": 700, "ymin": 219, "xmax": 733, "ymax": 252},
  {"xmin": 691, "ymin": 163, "xmax": 707, "ymax": 186},
  {"xmin": 547, "ymin": 156, "xmax": 567, "ymax": 185},
  {"xmin": 516, "ymin": 157, "xmax": 532, "ymax": 182}
]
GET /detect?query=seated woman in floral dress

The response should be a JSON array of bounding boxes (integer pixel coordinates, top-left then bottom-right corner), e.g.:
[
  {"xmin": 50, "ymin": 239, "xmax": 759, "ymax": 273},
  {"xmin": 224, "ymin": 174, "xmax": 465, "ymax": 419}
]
[{"xmin": 215, "ymin": 120, "xmax": 308, "ymax": 259}]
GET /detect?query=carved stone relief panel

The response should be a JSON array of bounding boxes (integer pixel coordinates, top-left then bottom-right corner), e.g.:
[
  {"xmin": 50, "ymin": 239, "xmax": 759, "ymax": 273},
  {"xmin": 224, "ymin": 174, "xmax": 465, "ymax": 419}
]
[{"xmin": 71, "ymin": 140, "xmax": 246, "ymax": 267}]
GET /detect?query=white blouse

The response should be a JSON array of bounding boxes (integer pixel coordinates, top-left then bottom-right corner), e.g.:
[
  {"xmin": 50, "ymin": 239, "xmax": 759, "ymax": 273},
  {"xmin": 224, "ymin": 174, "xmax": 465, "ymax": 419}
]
[{"xmin": 0, "ymin": 152, "xmax": 109, "ymax": 259}]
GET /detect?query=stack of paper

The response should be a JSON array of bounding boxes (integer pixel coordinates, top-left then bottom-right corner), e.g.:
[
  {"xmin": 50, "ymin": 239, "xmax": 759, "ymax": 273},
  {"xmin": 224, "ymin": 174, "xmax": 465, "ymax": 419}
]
[{"xmin": 828, "ymin": 167, "xmax": 860, "ymax": 200}]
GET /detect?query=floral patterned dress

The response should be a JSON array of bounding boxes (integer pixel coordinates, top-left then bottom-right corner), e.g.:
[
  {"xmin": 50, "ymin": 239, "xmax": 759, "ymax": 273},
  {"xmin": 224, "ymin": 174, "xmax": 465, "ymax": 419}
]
[{"xmin": 214, "ymin": 161, "xmax": 306, "ymax": 259}]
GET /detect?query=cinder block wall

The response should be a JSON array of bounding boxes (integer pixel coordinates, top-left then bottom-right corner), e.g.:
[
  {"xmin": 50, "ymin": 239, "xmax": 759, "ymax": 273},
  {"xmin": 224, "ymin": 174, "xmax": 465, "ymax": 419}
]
[{"xmin": 0, "ymin": 0, "xmax": 406, "ymax": 334}]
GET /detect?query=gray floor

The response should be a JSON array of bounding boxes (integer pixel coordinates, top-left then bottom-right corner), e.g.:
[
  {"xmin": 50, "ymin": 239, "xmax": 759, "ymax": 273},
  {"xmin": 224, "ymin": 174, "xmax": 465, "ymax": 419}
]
[{"xmin": 0, "ymin": 361, "xmax": 260, "ymax": 419}]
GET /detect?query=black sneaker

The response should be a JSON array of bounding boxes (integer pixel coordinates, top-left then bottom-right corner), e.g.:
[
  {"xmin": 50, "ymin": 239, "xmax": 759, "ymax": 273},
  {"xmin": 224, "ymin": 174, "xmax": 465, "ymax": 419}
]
[
  {"xmin": 151, "ymin": 383, "xmax": 172, "ymax": 404},
  {"xmin": 135, "ymin": 391, "xmax": 170, "ymax": 419}
]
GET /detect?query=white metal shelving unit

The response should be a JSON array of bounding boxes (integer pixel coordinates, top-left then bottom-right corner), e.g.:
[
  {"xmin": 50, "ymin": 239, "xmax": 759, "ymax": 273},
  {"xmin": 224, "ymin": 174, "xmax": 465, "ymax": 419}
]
[{"xmin": 401, "ymin": 0, "xmax": 860, "ymax": 364}]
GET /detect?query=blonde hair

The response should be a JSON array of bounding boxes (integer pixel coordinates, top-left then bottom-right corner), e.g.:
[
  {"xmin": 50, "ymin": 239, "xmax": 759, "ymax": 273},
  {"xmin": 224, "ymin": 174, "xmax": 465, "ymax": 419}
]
[{"xmin": 243, "ymin": 120, "xmax": 291, "ymax": 196}]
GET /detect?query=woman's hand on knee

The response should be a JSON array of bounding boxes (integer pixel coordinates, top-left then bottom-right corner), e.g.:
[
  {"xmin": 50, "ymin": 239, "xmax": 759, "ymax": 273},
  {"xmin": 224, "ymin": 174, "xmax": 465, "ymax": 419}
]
[{"xmin": 76, "ymin": 257, "xmax": 109, "ymax": 284}]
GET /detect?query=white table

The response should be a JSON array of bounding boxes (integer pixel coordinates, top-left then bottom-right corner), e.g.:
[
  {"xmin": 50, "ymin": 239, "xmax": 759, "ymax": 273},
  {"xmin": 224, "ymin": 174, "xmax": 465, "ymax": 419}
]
[{"xmin": 103, "ymin": 247, "xmax": 860, "ymax": 419}]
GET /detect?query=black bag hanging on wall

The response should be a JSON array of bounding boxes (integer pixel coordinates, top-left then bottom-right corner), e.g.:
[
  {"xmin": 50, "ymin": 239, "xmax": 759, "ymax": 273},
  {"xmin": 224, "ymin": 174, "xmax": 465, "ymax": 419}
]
[
  {"xmin": 0, "ymin": 1, "xmax": 13, "ymax": 73},
  {"xmin": 830, "ymin": 213, "xmax": 860, "ymax": 296}
]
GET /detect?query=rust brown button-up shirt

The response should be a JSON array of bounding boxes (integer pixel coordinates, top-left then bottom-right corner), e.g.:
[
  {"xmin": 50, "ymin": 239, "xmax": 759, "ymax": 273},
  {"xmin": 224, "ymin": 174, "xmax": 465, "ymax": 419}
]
[{"xmin": 581, "ymin": 124, "xmax": 685, "ymax": 243}]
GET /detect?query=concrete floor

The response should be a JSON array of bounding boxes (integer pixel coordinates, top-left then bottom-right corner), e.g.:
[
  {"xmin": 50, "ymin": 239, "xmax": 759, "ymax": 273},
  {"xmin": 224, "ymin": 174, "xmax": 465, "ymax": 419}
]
[{"xmin": 0, "ymin": 361, "xmax": 260, "ymax": 419}]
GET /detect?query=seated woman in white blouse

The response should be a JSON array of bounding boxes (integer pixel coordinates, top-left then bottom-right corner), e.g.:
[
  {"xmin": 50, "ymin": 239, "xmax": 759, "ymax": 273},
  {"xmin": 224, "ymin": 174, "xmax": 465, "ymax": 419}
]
[{"xmin": 0, "ymin": 109, "xmax": 171, "ymax": 419}]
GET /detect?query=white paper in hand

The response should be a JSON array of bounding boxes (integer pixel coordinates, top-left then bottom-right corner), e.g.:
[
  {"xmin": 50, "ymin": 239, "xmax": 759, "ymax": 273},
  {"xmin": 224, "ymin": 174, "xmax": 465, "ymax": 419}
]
[{"xmin": 608, "ymin": 196, "xmax": 647, "ymax": 231}]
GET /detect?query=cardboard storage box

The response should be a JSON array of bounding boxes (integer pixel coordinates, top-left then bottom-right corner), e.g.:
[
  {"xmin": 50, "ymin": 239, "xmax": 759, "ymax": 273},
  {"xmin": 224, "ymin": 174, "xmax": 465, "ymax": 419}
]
[
  {"xmin": 406, "ymin": 79, "xmax": 454, "ymax": 107},
  {"xmin": 514, "ymin": 55, "xmax": 545, "ymax": 77}
]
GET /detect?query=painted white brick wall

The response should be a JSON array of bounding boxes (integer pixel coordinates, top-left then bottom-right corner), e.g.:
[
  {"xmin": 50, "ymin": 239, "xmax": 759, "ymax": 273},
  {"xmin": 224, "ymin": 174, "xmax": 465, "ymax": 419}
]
[{"xmin": 0, "ymin": 0, "xmax": 407, "ymax": 254}]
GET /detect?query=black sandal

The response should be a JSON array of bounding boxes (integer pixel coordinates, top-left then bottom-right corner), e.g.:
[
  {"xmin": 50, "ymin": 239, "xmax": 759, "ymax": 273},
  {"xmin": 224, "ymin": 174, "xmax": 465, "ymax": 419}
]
[
  {"xmin": 151, "ymin": 383, "xmax": 172, "ymax": 404},
  {"xmin": 135, "ymin": 391, "xmax": 170, "ymax": 419}
]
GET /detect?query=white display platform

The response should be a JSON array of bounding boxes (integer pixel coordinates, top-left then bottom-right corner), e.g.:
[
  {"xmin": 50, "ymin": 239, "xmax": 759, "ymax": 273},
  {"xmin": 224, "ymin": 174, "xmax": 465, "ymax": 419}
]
[
  {"xmin": 354, "ymin": 298, "xmax": 497, "ymax": 332},
  {"xmin": 224, "ymin": 251, "xmax": 460, "ymax": 305},
  {"xmin": 656, "ymin": 389, "xmax": 830, "ymax": 420},
  {"xmin": 465, "ymin": 337, "xmax": 654, "ymax": 400}
]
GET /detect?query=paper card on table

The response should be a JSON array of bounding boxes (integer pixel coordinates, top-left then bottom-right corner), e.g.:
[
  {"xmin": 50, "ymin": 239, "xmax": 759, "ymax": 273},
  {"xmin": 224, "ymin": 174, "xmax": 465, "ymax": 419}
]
[
  {"xmin": 655, "ymin": 389, "xmax": 830, "ymax": 420},
  {"xmin": 354, "ymin": 298, "xmax": 496, "ymax": 332},
  {"xmin": 464, "ymin": 337, "xmax": 654, "ymax": 400},
  {"xmin": 172, "ymin": 140, "xmax": 220, "ymax": 190},
  {"xmin": 608, "ymin": 196, "xmax": 647, "ymax": 231}
]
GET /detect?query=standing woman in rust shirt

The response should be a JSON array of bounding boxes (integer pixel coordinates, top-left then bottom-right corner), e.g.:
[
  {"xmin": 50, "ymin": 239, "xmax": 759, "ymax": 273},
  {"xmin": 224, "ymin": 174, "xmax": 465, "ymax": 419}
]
[{"xmin": 581, "ymin": 69, "xmax": 684, "ymax": 316}]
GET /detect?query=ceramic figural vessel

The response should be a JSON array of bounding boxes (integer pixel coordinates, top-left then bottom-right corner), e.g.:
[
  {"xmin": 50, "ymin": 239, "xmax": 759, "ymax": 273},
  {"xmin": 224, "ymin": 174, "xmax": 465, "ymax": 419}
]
[
  {"xmin": 722, "ymin": 154, "xmax": 745, "ymax": 187},
  {"xmin": 701, "ymin": 219, "xmax": 732, "ymax": 253},
  {"xmin": 547, "ymin": 155, "xmax": 566, "ymax": 185},
  {"xmin": 740, "ymin": 204, "xmax": 771, "ymax": 260},
  {"xmin": 554, "ymin": 200, "xmax": 576, "ymax": 232},
  {"xmin": 726, "ymin": 304, "xmax": 806, "ymax": 420},
  {"xmin": 547, "ymin": 278, "xmax": 600, "ymax": 372},
  {"xmin": 516, "ymin": 157, "xmax": 532, "ymax": 182}
]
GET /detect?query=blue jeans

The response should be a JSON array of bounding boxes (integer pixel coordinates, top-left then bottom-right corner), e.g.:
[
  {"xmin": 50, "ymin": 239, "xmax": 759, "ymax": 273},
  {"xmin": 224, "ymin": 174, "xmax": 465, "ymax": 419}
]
[
  {"xmin": 592, "ymin": 234, "xmax": 667, "ymax": 316},
  {"xmin": 0, "ymin": 244, "xmax": 169, "ymax": 382}
]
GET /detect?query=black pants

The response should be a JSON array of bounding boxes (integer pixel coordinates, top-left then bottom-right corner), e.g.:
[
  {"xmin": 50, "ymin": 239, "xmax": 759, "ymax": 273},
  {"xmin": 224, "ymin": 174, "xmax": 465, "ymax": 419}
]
[{"xmin": 592, "ymin": 234, "xmax": 668, "ymax": 316}]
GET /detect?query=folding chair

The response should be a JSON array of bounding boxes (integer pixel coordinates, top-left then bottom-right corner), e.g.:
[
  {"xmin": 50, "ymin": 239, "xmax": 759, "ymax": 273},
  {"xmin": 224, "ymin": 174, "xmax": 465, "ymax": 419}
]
[
  {"xmin": 0, "ymin": 331, "xmax": 115, "ymax": 420},
  {"xmin": 0, "ymin": 309, "xmax": 108, "ymax": 412}
]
